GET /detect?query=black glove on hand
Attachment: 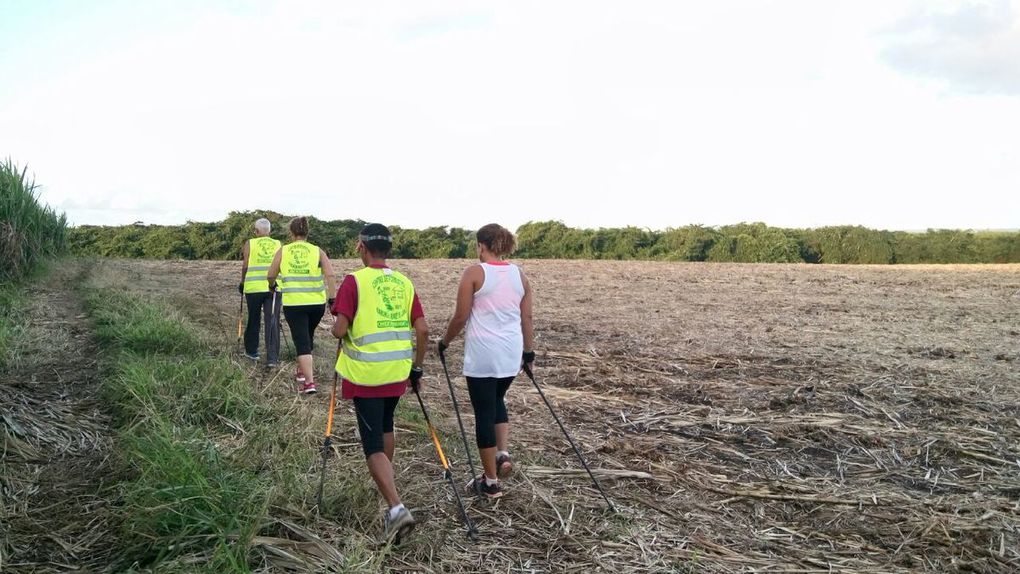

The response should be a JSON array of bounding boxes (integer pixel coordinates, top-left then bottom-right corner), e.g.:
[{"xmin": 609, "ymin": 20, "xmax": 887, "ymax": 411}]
[
  {"xmin": 437, "ymin": 340, "xmax": 448, "ymax": 358},
  {"xmin": 237, "ymin": 282, "xmax": 244, "ymax": 295},
  {"xmin": 522, "ymin": 350, "xmax": 536, "ymax": 366},
  {"xmin": 409, "ymin": 366, "xmax": 424, "ymax": 392},
  {"xmin": 327, "ymin": 297, "xmax": 335, "ymax": 308}
]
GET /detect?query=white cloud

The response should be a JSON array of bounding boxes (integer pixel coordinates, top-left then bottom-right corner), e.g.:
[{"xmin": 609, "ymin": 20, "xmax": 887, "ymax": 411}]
[{"xmin": 881, "ymin": 0, "xmax": 1020, "ymax": 95}]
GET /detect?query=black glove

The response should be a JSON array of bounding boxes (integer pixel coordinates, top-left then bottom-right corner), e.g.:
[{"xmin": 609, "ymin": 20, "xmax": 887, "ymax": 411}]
[
  {"xmin": 237, "ymin": 282, "xmax": 244, "ymax": 295},
  {"xmin": 437, "ymin": 340, "xmax": 448, "ymax": 358},
  {"xmin": 409, "ymin": 366, "xmax": 423, "ymax": 392},
  {"xmin": 268, "ymin": 281, "xmax": 277, "ymax": 292},
  {"xmin": 522, "ymin": 350, "xmax": 536, "ymax": 366},
  {"xmin": 327, "ymin": 297, "xmax": 335, "ymax": 308}
]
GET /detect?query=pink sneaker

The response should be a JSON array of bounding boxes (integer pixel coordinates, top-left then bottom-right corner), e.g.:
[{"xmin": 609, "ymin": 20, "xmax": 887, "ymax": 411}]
[{"xmin": 299, "ymin": 382, "xmax": 317, "ymax": 395}]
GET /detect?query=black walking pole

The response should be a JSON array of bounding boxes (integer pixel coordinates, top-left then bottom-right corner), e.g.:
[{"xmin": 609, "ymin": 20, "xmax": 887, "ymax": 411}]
[
  {"xmin": 315, "ymin": 339, "xmax": 343, "ymax": 509},
  {"xmin": 437, "ymin": 346, "xmax": 481, "ymax": 495},
  {"xmin": 411, "ymin": 382, "xmax": 478, "ymax": 540},
  {"xmin": 522, "ymin": 364, "xmax": 616, "ymax": 512}
]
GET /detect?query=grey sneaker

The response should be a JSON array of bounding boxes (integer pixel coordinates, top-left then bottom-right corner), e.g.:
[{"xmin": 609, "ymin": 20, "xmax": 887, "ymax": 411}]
[
  {"xmin": 380, "ymin": 506, "xmax": 415, "ymax": 545},
  {"xmin": 496, "ymin": 453, "xmax": 514, "ymax": 479},
  {"xmin": 244, "ymin": 352, "xmax": 260, "ymax": 362}
]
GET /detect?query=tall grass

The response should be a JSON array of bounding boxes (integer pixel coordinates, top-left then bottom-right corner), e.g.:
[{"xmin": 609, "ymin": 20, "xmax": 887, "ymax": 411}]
[
  {"xmin": 82, "ymin": 288, "xmax": 274, "ymax": 571},
  {"xmin": 0, "ymin": 159, "xmax": 68, "ymax": 282}
]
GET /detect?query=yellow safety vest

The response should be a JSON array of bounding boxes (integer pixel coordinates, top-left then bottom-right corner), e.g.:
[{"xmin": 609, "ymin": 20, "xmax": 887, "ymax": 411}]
[
  {"xmin": 243, "ymin": 236, "xmax": 282, "ymax": 294},
  {"xmin": 278, "ymin": 240, "xmax": 326, "ymax": 306},
  {"xmin": 336, "ymin": 267, "xmax": 415, "ymax": 386}
]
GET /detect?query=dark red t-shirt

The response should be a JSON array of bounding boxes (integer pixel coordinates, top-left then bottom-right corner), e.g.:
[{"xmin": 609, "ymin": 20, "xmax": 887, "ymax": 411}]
[{"xmin": 332, "ymin": 264, "xmax": 424, "ymax": 399}]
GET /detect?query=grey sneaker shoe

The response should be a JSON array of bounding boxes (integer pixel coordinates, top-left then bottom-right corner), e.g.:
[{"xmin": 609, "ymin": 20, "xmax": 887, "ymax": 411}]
[
  {"xmin": 380, "ymin": 506, "xmax": 415, "ymax": 545},
  {"xmin": 244, "ymin": 352, "xmax": 260, "ymax": 362}
]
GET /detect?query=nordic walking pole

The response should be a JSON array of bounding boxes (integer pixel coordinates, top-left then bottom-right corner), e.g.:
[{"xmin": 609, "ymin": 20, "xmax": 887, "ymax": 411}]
[
  {"xmin": 411, "ymin": 381, "xmax": 478, "ymax": 540},
  {"xmin": 522, "ymin": 364, "xmax": 616, "ymax": 512},
  {"xmin": 437, "ymin": 346, "xmax": 481, "ymax": 495},
  {"xmin": 315, "ymin": 339, "xmax": 343, "ymax": 509}
]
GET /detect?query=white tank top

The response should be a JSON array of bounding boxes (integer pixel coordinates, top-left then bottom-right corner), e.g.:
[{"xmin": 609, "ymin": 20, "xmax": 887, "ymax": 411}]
[{"xmin": 463, "ymin": 263, "xmax": 525, "ymax": 378}]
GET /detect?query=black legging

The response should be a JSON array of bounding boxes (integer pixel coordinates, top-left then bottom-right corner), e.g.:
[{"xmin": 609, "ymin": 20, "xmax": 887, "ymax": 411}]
[
  {"xmin": 353, "ymin": 396, "xmax": 401, "ymax": 458},
  {"xmin": 466, "ymin": 376, "xmax": 514, "ymax": 449},
  {"xmin": 282, "ymin": 304, "xmax": 324, "ymax": 355}
]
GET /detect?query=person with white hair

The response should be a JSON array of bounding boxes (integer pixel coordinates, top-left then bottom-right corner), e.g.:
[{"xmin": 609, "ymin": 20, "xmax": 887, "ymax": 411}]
[{"xmin": 239, "ymin": 217, "xmax": 282, "ymax": 367}]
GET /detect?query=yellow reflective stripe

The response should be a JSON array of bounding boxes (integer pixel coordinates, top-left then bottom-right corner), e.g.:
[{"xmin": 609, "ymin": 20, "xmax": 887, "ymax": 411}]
[
  {"xmin": 281, "ymin": 286, "xmax": 326, "ymax": 293},
  {"xmin": 247, "ymin": 265, "xmax": 270, "ymax": 271},
  {"xmin": 353, "ymin": 331, "xmax": 413, "ymax": 346}
]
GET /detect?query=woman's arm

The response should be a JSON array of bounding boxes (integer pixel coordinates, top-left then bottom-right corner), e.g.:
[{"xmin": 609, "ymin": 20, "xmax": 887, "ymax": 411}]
[
  {"xmin": 266, "ymin": 248, "xmax": 283, "ymax": 289},
  {"xmin": 520, "ymin": 269, "xmax": 534, "ymax": 354},
  {"xmin": 440, "ymin": 265, "xmax": 483, "ymax": 346},
  {"xmin": 319, "ymin": 248, "xmax": 338, "ymax": 297}
]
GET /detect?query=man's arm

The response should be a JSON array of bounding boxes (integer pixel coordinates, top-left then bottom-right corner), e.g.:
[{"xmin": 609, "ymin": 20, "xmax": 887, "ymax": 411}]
[
  {"xmin": 413, "ymin": 316, "xmax": 429, "ymax": 367},
  {"xmin": 331, "ymin": 314, "xmax": 349, "ymax": 339},
  {"xmin": 240, "ymin": 240, "xmax": 249, "ymax": 279}
]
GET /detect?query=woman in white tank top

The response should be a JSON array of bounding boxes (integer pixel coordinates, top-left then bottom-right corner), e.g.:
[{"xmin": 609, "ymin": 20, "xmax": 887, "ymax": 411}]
[{"xmin": 438, "ymin": 224, "xmax": 534, "ymax": 498}]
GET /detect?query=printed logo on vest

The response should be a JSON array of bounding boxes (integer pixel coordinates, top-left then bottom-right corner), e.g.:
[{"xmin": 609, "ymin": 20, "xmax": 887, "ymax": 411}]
[
  {"xmin": 256, "ymin": 238, "xmax": 277, "ymax": 260},
  {"xmin": 289, "ymin": 244, "xmax": 312, "ymax": 274},
  {"xmin": 372, "ymin": 274, "xmax": 410, "ymax": 328}
]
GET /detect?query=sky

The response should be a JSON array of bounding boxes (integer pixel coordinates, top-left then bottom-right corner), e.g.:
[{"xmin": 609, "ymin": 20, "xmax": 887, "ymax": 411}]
[{"xmin": 1, "ymin": 0, "xmax": 1018, "ymax": 231}]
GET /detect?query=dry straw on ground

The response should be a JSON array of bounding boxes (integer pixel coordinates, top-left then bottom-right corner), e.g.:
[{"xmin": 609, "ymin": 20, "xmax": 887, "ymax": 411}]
[{"xmin": 4, "ymin": 259, "xmax": 1019, "ymax": 573}]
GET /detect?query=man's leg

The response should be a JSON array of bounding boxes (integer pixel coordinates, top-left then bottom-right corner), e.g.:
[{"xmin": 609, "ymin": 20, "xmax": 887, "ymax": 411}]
[
  {"xmin": 382, "ymin": 396, "xmax": 400, "ymax": 461},
  {"xmin": 355, "ymin": 397, "xmax": 401, "ymax": 507},
  {"xmin": 243, "ymin": 293, "xmax": 263, "ymax": 357},
  {"xmin": 263, "ymin": 293, "xmax": 280, "ymax": 365}
]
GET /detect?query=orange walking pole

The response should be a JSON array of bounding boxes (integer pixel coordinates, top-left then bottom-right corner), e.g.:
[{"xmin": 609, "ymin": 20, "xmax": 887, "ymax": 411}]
[
  {"xmin": 411, "ymin": 382, "xmax": 478, "ymax": 539},
  {"xmin": 236, "ymin": 294, "xmax": 244, "ymax": 351},
  {"xmin": 315, "ymin": 340, "xmax": 342, "ymax": 509}
]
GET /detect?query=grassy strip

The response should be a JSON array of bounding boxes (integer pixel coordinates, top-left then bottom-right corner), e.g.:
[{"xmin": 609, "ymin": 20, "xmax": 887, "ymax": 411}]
[{"xmin": 82, "ymin": 287, "xmax": 279, "ymax": 572}]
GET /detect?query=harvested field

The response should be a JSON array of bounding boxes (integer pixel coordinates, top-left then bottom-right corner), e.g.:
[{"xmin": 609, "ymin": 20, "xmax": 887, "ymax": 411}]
[{"xmin": 12, "ymin": 259, "xmax": 1020, "ymax": 572}]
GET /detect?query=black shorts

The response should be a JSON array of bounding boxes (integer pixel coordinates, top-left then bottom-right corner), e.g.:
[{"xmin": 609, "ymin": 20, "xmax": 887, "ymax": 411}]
[
  {"xmin": 466, "ymin": 376, "xmax": 514, "ymax": 449},
  {"xmin": 282, "ymin": 304, "xmax": 324, "ymax": 355},
  {"xmin": 353, "ymin": 396, "xmax": 401, "ymax": 458}
]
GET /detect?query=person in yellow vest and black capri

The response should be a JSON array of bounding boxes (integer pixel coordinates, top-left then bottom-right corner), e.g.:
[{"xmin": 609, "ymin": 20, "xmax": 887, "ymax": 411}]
[
  {"xmin": 239, "ymin": 217, "xmax": 282, "ymax": 367},
  {"xmin": 330, "ymin": 223, "xmax": 428, "ymax": 543},
  {"xmin": 267, "ymin": 216, "xmax": 338, "ymax": 394},
  {"xmin": 438, "ymin": 223, "xmax": 534, "ymax": 499}
]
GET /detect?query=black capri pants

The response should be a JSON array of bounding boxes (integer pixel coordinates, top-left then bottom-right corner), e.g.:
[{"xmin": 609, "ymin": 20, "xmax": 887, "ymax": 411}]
[
  {"xmin": 282, "ymin": 304, "xmax": 324, "ymax": 355},
  {"xmin": 466, "ymin": 376, "xmax": 514, "ymax": 449},
  {"xmin": 354, "ymin": 396, "xmax": 401, "ymax": 458}
]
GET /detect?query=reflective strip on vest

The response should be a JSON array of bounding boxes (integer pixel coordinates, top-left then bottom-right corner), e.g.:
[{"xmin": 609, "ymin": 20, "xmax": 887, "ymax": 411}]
[
  {"xmin": 244, "ymin": 237, "xmax": 282, "ymax": 294},
  {"xmin": 335, "ymin": 267, "xmax": 416, "ymax": 386},
  {"xmin": 343, "ymin": 347, "xmax": 414, "ymax": 363},
  {"xmin": 353, "ymin": 330, "xmax": 414, "ymax": 346},
  {"xmin": 279, "ymin": 241, "xmax": 326, "ymax": 306}
]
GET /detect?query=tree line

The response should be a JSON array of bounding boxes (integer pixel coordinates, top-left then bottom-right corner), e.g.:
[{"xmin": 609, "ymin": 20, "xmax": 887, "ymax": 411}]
[{"xmin": 68, "ymin": 211, "xmax": 1020, "ymax": 264}]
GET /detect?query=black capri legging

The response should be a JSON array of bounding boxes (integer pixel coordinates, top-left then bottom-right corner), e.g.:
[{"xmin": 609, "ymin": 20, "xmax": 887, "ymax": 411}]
[
  {"xmin": 282, "ymin": 304, "xmax": 324, "ymax": 355},
  {"xmin": 466, "ymin": 376, "xmax": 514, "ymax": 449},
  {"xmin": 354, "ymin": 396, "xmax": 401, "ymax": 458}
]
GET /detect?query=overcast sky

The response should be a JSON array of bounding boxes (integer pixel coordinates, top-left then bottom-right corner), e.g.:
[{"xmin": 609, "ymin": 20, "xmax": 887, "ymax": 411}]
[{"xmin": 1, "ymin": 0, "xmax": 1018, "ymax": 230}]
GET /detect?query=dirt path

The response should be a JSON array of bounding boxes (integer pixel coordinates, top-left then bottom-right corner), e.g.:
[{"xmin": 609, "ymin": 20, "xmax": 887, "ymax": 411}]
[{"xmin": 0, "ymin": 266, "xmax": 116, "ymax": 572}]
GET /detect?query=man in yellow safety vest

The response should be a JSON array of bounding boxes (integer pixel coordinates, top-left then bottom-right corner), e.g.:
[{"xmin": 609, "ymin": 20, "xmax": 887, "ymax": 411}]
[
  {"xmin": 331, "ymin": 223, "xmax": 428, "ymax": 544},
  {"xmin": 238, "ymin": 217, "xmax": 282, "ymax": 366}
]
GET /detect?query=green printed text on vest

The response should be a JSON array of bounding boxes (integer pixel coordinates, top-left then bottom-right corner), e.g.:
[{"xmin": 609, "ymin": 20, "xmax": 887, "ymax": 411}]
[
  {"xmin": 244, "ymin": 236, "xmax": 282, "ymax": 293},
  {"xmin": 279, "ymin": 241, "xmax": 326, "ymax": 306},
  {"xmin": 336, "ymin": 267, "xmax": 415, "ymax": 386}
]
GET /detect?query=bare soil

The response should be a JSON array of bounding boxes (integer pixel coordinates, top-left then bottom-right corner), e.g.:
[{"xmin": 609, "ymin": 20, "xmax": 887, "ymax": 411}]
[{"xmin": 28, "ymin": 259, "xmax": 1020, "ymax": 572}]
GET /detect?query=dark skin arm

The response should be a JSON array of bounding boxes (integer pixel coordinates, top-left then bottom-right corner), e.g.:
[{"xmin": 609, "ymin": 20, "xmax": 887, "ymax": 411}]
[
  {"xmin": 440, "ymin": 264, "xmax": 484, "ymax": 345},
  {"xmin": 239, "ymin": 240, "xmax": 249, "ymax": 282}
]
